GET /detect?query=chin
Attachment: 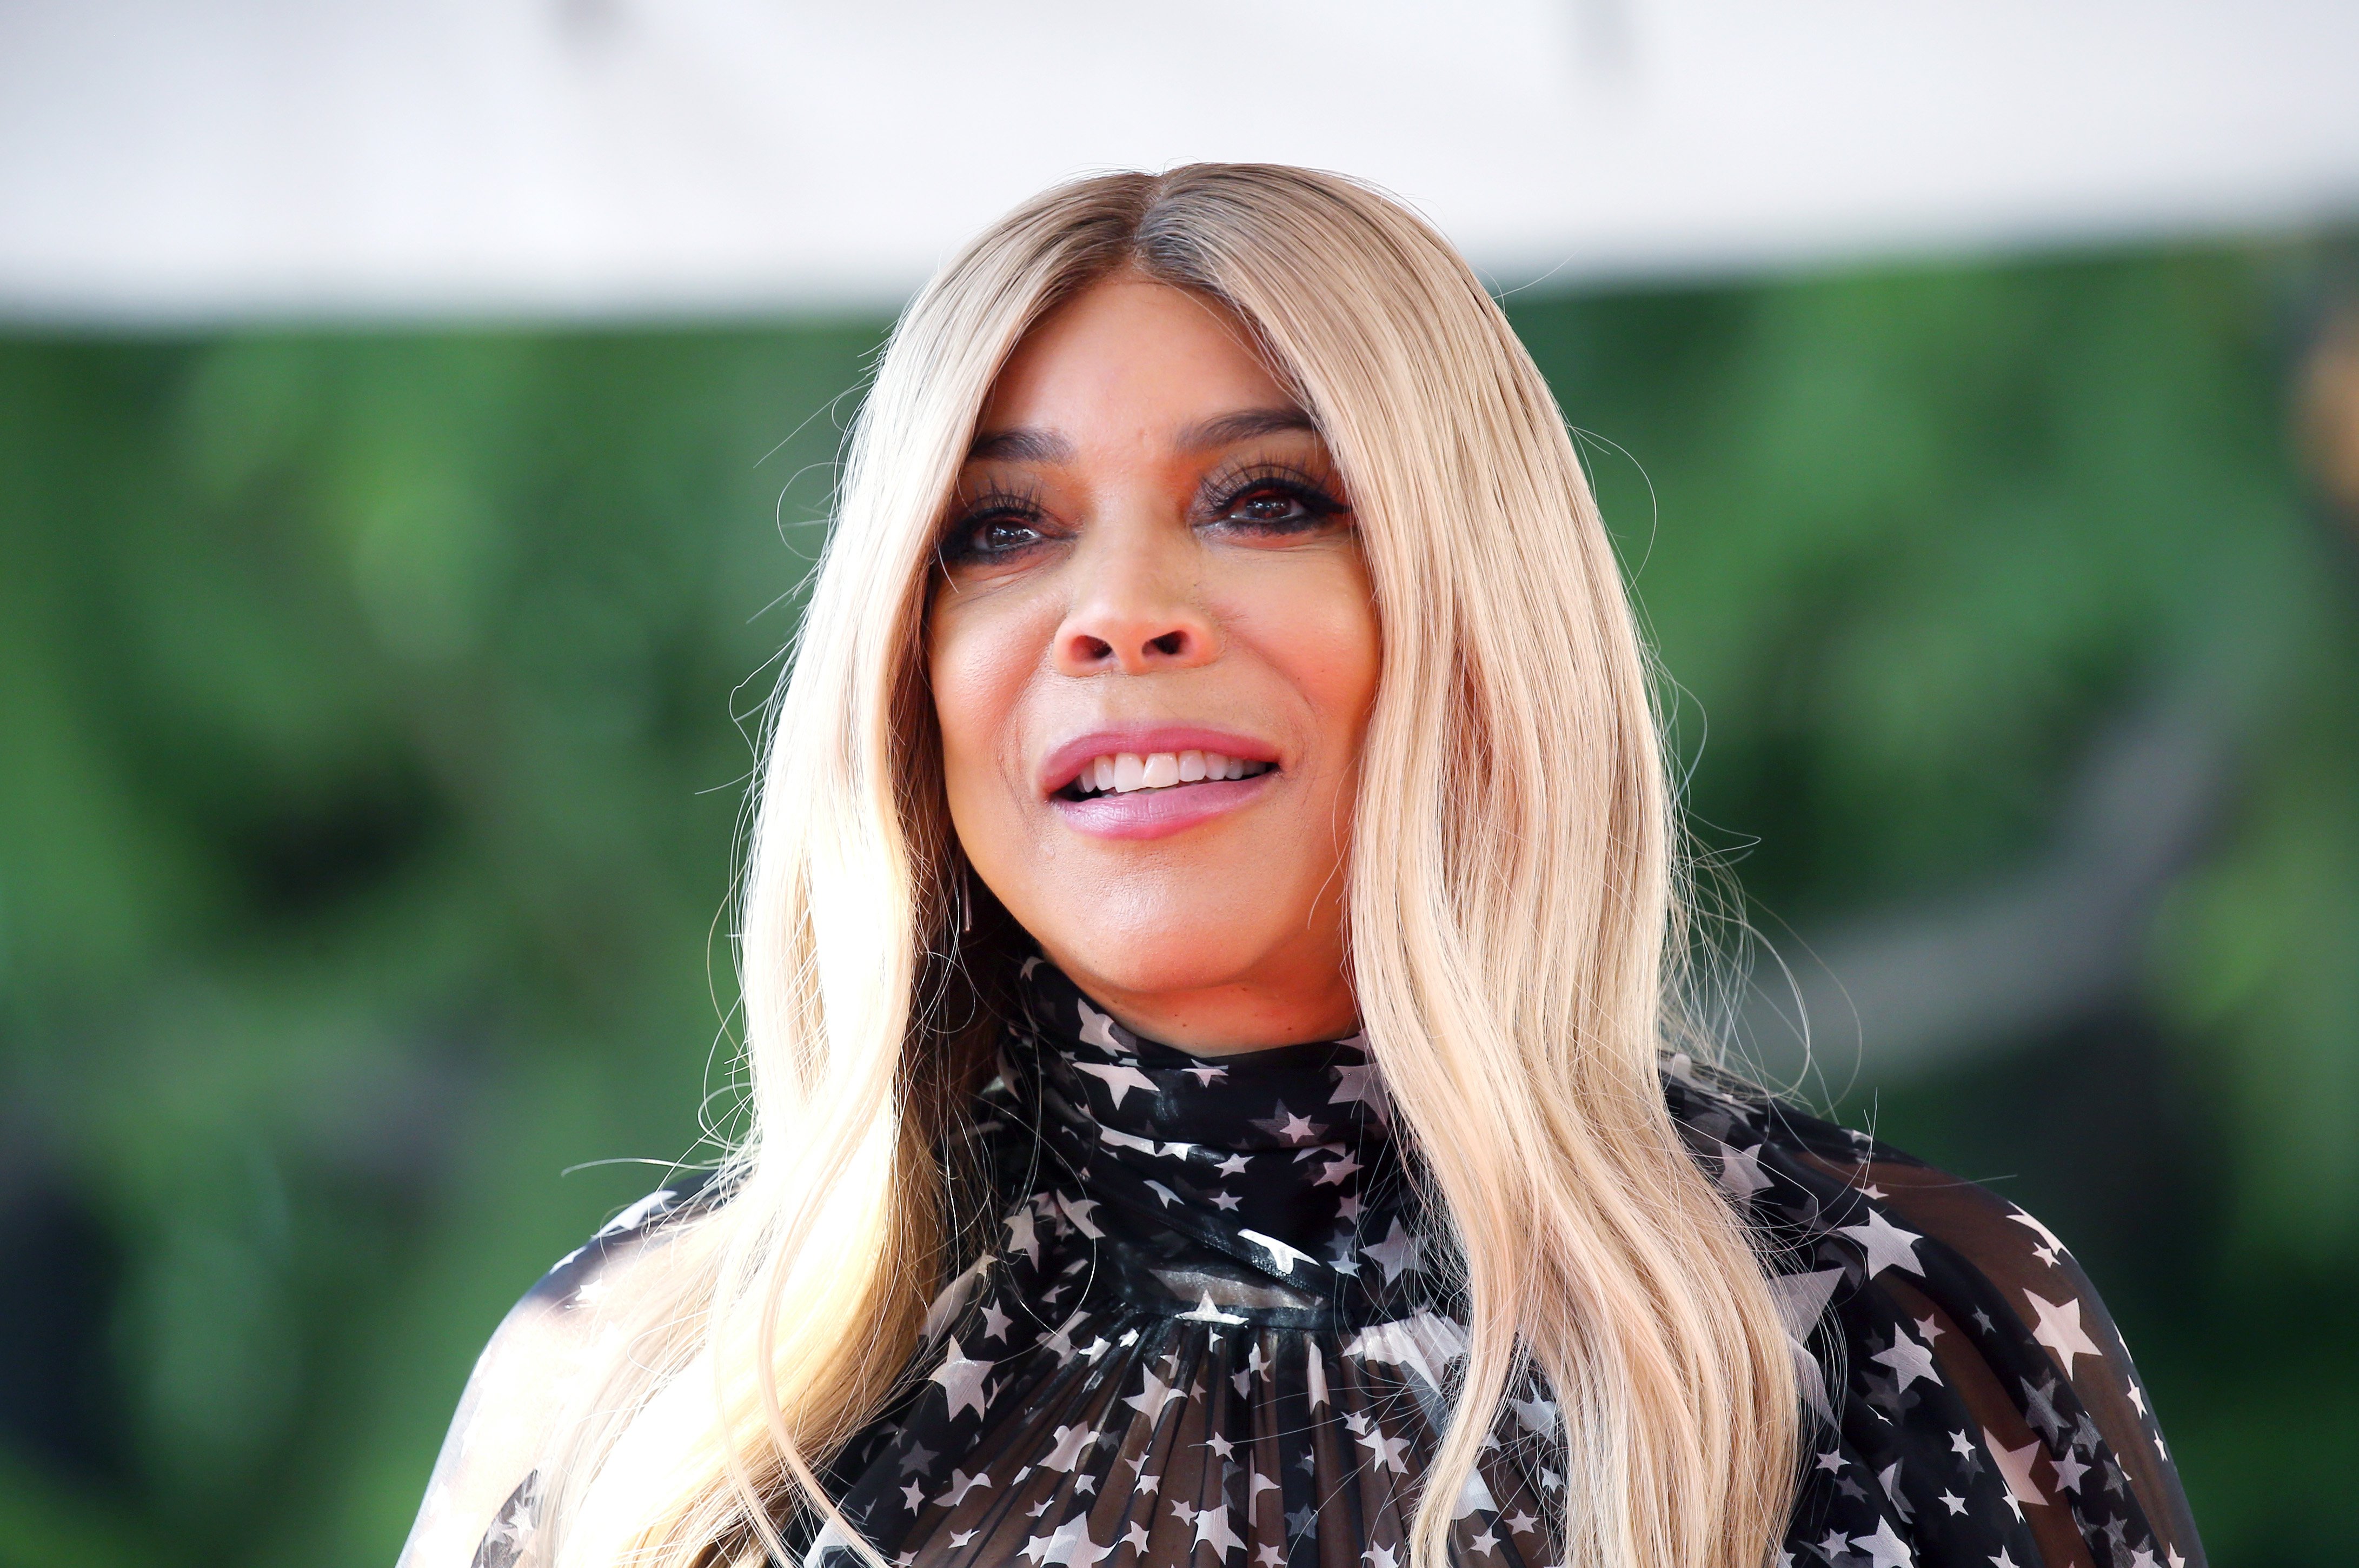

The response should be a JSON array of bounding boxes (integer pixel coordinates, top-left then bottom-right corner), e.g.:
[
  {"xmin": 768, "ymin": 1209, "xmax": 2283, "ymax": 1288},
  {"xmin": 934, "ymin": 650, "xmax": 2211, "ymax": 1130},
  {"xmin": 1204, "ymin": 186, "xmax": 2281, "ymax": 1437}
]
[{"xmin": 1035, "ymin": 898, "xmax": 1294, "ymax": 1001}]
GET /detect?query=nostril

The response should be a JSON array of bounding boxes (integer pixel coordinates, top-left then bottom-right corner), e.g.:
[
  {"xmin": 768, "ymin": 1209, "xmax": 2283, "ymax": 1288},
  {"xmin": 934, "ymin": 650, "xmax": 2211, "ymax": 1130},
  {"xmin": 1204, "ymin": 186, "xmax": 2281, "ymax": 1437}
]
[{"xmin": 1148, "ymin": 630, "xmax": 1186, "ymax": 657}]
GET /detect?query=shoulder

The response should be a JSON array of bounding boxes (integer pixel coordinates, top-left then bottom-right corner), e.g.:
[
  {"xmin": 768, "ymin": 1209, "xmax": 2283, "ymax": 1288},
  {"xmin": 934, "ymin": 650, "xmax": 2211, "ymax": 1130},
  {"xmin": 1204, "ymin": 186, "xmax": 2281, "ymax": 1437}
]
[
  {"xmin": 397, "ymin": 1171, "xmax": 724, "ymax": 1568},
  {"xmin": 1663, "ymin": 1064, "xmax": 2206, "ymax": 1568}
]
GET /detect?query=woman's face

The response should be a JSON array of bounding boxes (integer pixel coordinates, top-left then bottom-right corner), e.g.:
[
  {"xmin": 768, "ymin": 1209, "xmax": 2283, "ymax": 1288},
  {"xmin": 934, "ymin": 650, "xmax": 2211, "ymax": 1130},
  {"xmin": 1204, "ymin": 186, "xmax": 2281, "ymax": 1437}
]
[{"xmin": 927, "ymin": 275, "xmax": 1379, "ymax": 1054}]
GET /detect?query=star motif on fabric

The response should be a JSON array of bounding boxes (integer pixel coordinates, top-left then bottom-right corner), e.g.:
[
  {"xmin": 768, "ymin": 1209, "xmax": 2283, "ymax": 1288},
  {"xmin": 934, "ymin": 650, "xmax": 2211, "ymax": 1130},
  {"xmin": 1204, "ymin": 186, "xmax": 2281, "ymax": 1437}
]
[
  {"xmin": 1215, "ymin": 1154, "xmax": 1252, "ymax": 1177},
  {"xmin": 1211, "ymin": 1191, "xmax": 1242, "ymax": 1211},
  {"xmin": 1208, "ymin": 1432, "xmax": 1237, "ymax": 1459},
  {"xmin": 1815, "ymin": 1450, "xmax": 1845, "ymax": 1473},
  {"xmin": 981, "ymin": 1302, "xmax": 1012, "ymax": 1341},
  {"xmin": 1364, "ymin": 1547, "xmax": 1398, "ymax": 1568},
  {"xmin": 1913, "ymin": 1314, "xmax": 1945, "ymax": 1344},
  {"xmin": 1836, "ymin": 1208, "xmax": 1926, "ymax": 1279},
  {"xmin": 1239, "ymin": 1228, "xmax": 1319, "ymax": 1276},
  {"xmin": 1363, "ymin": 1219, "xmax": 1425, "ymax": 1281},
  {"xmin": 946, "ymin": 1469, "xmax": 992, "ymax": 1503},
  {"xmin": 1193, "ymin": 1507, "xmax": 1247, "ymax": 1559},
  {"xmin": 1471, "ymin": 1530, "xmax": 1500, "ymax": 1554},
  {"xmin": 1186, "ymin": 1066, "xmax": 1228, "ymax": 1086},
  {"xmin": 2006, "ymin": 1207, "xmax": 2069, "ymax": 1260},
  {"xmin": 1180, "ymin": 1291, "xmax": 1248, "ymax": 1324},
  {"xmin": 929, "ymin": 1339, "xmax": 992, "ymax": 1419},
  {"xmin": 1043, "ymin": 1423, "xmax": 1094, "ymax": 1470},
  {"xmin": 1330, "ymin": 1060, "xmax": 1388, "ymax": 1119},
  {"xmin": 1355, "ymin": 1424, "xmax": 1411, "ymax": 1472},
  {"xmin": 2050, "ymin": 1450, "xmax": 2090, "ymax": 1492},
  {"xmin": 949, "ymin": 1530, "xmax": 978, "ymax": 1548},
  {"xmin": 1125, "ymin": 1524, "xmax": 1151, "ymax": 1553},
  {"xmin": 1850, "ymin": 1517, "xmax": 1914, "ymax": 1568},
  {"xmin": 1989, "ymin": 1436, "xmax": 2049, "ymax": 1516},
  {"xmin": 1257, "ymin": 1546, "xmax": 1286, "ymax": 1567},
  {"xmin": 1127, "ymin": 1367, "xmax": 1187, "ymax": 1417},
  {"xmin": 1022, "ymin": 1516, "xmax": 1113, "ymax": 1567},
  {"xmin": 2128, "ymin": 1380, "xmax": 2148, "ymax": 1417},
  {"xmin": 900, "ymin": 1479, "xmax": 926, "ymax": 1510},
  {"xmin": 1313, "ymin": 1152, "xmax": 1363, "ymax": 1186},
  {"xmin": 1872, "ymin": 1329, "xmax": 1942, "ymax": 1391},
  {"xmin": 1717, "ymin": 1140, "xmax": 1772, "ymax": 1204},
  {"xmin": 1505, "ymin": 1511, "xmax": 1538, "ymax": 1535},
  {"xmin": 1075, "ymin": 999, "xmax": 1126, "ymax": 1054},
  {"xmin": 1938, "ymin": 1491, "xmax": 1965, "ymax": 1514},
  {"xmin": 1074, "ymin": 1060, "xmax": 1159, "ymax": 1107},
  {"xmin": 1005, "ymin": 1208, "xmax": 1041, "ymax": 1264},
  {"xmin": 2023, "ymin": 1290, "xmax": 2103, "ymax": 1372}
]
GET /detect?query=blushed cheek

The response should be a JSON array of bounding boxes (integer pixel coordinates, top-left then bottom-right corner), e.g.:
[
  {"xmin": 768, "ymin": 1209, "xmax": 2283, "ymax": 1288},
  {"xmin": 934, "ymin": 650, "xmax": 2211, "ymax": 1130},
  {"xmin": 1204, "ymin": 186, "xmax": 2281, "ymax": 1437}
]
[{"xmin": 929, "ymin": 598, "xmax": 1047, "ymax": 836}]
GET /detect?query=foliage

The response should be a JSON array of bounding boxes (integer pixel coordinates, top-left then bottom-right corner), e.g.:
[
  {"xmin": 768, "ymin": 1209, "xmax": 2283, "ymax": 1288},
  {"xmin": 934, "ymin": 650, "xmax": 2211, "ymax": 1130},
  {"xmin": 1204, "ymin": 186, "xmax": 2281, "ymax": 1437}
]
[{"xmin": 0, "ymin": 247, "xmax": 2351, "ymax": 1565}]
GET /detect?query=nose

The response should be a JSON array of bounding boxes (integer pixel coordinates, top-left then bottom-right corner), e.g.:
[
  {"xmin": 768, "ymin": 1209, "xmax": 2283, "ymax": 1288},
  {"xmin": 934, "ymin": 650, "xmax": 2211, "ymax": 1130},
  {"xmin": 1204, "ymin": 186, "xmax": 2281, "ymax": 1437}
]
[{"xmin": 1050, "ymin": 524, "xmax": 1218, "ymax": 677}]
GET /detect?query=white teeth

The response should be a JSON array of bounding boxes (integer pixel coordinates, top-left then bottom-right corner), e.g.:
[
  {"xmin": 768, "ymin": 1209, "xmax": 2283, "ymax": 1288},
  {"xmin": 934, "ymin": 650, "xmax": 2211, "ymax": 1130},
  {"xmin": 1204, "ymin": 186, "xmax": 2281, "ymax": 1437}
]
[{"xmin": 1068, "ymin": 747, "xmax": 1273, "ymax": 796}]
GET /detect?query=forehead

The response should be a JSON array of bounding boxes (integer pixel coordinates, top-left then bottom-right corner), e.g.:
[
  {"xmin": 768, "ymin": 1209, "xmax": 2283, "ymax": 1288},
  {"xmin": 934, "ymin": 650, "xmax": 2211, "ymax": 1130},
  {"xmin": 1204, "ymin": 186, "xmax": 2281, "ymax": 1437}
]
[{"xmin": 975, "ymin": 277, "xmax": 1293, "ymax": 444}]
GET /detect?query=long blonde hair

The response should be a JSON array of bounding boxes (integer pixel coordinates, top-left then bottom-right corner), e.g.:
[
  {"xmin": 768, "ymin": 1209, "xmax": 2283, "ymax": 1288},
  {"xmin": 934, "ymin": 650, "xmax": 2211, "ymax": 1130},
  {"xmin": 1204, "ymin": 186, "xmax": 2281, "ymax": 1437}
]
[{"xmin": 533, "ymin": 164, "xmax": 1799, "ymax": 1568}]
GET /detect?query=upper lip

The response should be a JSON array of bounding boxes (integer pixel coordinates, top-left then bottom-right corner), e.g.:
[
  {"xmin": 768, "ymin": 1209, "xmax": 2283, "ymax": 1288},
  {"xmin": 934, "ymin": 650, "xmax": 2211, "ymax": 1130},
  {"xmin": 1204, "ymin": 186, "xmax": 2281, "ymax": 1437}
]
[{"xmin": 1039, "ymin": 725, "xmax": 1281, "ymax": 795}]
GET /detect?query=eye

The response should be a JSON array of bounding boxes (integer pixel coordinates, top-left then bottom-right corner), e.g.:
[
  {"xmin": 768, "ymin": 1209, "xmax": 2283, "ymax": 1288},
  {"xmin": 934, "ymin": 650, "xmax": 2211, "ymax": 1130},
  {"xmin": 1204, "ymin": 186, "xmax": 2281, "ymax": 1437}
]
[
  {"xmin": 1205, "ymin": 469, "xmax": 1350, "ymax": 536},
  {"xmin": 938, "ymin": 496, "xmax": 1053, "ymax": 567}
]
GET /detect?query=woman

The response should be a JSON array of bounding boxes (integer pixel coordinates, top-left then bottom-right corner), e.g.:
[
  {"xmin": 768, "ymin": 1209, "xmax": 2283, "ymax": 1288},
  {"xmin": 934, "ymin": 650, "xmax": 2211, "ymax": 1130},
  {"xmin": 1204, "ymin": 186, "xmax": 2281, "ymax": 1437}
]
[{"xmin": 401, "ymin": 165, "xmax": 2203, "ymax": 1568}]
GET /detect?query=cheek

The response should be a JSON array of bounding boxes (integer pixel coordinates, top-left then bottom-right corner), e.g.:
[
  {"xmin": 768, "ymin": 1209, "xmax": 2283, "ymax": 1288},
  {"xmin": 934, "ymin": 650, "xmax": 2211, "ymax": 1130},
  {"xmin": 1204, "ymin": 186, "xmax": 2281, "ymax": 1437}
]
[
  {"xmin": 928, "ymin": 590, "xmax": 1048, "ymax": 822},
  {"xmin": 1245, "ymin": 555, "xmax": 1381, "ymax": 761}
]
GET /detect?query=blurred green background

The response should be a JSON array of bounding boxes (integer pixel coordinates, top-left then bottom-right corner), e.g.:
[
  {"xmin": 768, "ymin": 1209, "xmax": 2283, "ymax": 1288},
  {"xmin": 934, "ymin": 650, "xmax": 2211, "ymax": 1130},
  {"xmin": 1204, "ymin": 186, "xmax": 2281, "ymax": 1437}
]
[{"xmin": 3, "ymin": 242, "xmax": 2356, "ymax": 1566}]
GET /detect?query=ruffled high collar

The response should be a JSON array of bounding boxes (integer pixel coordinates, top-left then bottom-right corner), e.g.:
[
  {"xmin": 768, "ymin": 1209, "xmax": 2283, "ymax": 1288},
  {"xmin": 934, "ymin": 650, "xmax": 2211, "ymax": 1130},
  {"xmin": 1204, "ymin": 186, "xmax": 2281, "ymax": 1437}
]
[{"xmin": 1001, "ymin": 955, "xmax": 1431, "ymax": 1322}]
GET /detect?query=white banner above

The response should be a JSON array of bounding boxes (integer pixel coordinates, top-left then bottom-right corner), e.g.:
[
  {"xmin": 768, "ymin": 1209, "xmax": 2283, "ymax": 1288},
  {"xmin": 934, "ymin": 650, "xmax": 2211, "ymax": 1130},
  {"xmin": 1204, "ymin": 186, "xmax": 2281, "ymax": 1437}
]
[{"xmin": 4, "ymin": 0, "xmax": 2357, "ymax": 323}]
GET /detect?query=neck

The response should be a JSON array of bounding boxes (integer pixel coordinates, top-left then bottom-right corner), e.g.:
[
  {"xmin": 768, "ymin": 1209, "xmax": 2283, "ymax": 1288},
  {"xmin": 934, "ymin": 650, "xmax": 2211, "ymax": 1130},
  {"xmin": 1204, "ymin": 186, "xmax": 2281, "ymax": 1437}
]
[{"xmin": 1033, "ymin": 948, "xmax": 1360, "ymax": 1057}]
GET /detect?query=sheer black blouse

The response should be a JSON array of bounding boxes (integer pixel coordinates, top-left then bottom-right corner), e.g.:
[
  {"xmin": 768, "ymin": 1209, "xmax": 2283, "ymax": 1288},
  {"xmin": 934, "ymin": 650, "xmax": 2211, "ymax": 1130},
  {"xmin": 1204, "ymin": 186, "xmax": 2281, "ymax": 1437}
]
[{"xmin": 403, "ymin": 959, "xmax": 2203, "ymax": 1568}]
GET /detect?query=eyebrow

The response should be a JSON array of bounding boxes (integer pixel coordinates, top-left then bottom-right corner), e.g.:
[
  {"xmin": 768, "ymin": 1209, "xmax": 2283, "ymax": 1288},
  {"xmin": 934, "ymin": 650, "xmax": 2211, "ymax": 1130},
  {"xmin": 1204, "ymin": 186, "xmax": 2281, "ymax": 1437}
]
[{"xmin": 961, "ymin": 405, "xmax": 1319, "ymax": 465}]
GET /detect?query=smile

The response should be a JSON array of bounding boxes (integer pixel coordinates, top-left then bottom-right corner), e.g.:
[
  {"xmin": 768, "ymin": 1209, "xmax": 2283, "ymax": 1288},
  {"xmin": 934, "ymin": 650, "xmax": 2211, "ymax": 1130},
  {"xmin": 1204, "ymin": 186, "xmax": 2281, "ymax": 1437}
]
[{"xmin": 1058, "ymin": 749, "xmax": 1275, "ymax": 800}]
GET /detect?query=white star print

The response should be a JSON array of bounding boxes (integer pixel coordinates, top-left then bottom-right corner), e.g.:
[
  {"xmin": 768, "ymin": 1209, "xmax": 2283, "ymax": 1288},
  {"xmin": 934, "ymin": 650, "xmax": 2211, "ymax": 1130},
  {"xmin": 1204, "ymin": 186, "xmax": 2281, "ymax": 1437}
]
[
  {"xmin": 1717, "ymin": 1141, "xmax": 1772, "ymax": 1204},
  {"xmin": 1186, "ymin": 1065, "xmax": 1228, "ymax": 1086},
  {"xmin": 1240, "ymin": 1228, "xmax": 1319, "ymax": 1275},
  {"xmin": 2023, "ymin": 1291, "xmax": 2103, "ymax": 1372},
  {"xmin": 1914, "ymin": 1314, "xmax": 1945, "ymax": 1344},
  {"xmin": 1330, "ymin": 1060, "xmax": 1389, "ymax": 1120},
  {"xmin": 1076, "ymin": 999, "xmax": 1126, "ymax": 1054},
  {"xmin": 1850, "ymin": 1518, "xmax": 1914, "ymax": 1568},
  {"xmin": 1313, "ymin": 1152, "xmax": 1363, "ymax": 1186},
  {"xmin": 1506, "ymin": 1512, "xmax": 1537, "ymax": 1535},
  {"xmin": 1509, "ymin": 1393, "xmax": 1559, "ymax": 1436},
  {"xmin": 1057, "ymin": 1194, "xmax": 1104, "ymax": 1239},
  {"xmin": 1042, "ymin": 1423, "xmax": 1094, "ymax": 1470},
  {"xmin": 1938, "ymin": 1491, "xmax": 1965, "ymax": 1515},
  {"xmin": 1257, "ymin": 1546, "xmax": 1285, "ymax": 1567},
  {"xmin": 1005, "ymin": 1207, "xmax": 1041, "ymax": 1264},
  {"xmin": 2007, "ymin": 1207, "xmax": 2070, "ymax": 1259},
  {"xmin": 2050, "ymin": 1450, "xmax": 2090, "ymax": 1492},
  {"xmin": 1180, "ymin": 1291, "xmax": 1249, "ymax": 1324},
  {"xmin": 1364, "ymin": 1546, "xmax": 1397, "ymax": 1568},
  {"xmin": 1211, "ymin": 1191, "xmax": 1242, "ymax": 1211},
  {"xmin": 1074, "ymin": 1060, "xmax": 1159, "ymax": 1107},
  {"xmin": 1125, "ymin": 1524, "xmax": 1151, "ymax": 1553},
  {"xmin": 1362, "ymin": 1219, "xmax": 1425, "ymax": 1281},
  {"xmin": 1216, "ymin": 1153, "xmax": 1251, "ymax": 1176},
  {"xmin": 949, "ymin": 1530, "xmax": 978, "ymax": 1548},
  {"xmin": 929, "ymin": 1339, "xmax": 992, "ymax": 1419},
  {"xmin": 1872, "ymin": 1330, "xmax": 1942, "ymax": 1391},
  {"xmin": 981, "ymin": 1302, "xmax": 1012, "ymax": 1340},
  {"xmin": 946, "ymin": 1470, "xmax": 992, "ymax": 1504},
  {"xmin": 1989, "ymin": 1436, "xmax": 2049, "ymax": 1514},
  {"xmin": 1126, "ymin": 1367, "xmax": 1186, "ymax": 1417},
  {"xmin": 1193, "ymin": 1507, "xmax": 1247, "ymax": 1559},
  {"xmin": 1471, "ymin": 1531, "xmax": 1499, "ymax": 1554},
  {"xmin": 1356, "ymin": 1424, "xmax": 1412, "ymax": 1472},
  {"xmin": 1022, "ymin": 1516, "xmax": 1113, "ymax": 1567},
  {"xmin": 1837, "ymin": 1209, "xmax": 1926, "ymax": 1279}
]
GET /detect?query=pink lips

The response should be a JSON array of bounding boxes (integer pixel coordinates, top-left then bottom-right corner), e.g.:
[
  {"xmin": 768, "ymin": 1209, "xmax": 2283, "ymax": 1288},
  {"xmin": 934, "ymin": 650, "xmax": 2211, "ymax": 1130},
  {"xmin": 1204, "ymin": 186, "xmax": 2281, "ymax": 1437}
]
[{"xmin": 1041, "ymin": 726, "xmax": 1280, "ymax": 842}]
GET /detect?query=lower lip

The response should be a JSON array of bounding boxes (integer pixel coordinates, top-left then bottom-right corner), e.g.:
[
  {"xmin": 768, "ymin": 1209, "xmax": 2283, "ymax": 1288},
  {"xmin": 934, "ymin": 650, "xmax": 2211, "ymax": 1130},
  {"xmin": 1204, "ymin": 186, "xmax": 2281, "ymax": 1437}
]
[{"xmin": 1048, "ymin": 773, "xmax": 1277, "ymax": 840}]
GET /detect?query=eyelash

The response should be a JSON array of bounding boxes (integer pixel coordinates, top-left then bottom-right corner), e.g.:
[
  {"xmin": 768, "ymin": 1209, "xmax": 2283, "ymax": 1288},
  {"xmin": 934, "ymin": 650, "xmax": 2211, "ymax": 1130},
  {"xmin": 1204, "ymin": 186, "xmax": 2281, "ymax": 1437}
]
[{"xmin": 935, "ymin": 464, "xmax": 1350, "ymax": 568}]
